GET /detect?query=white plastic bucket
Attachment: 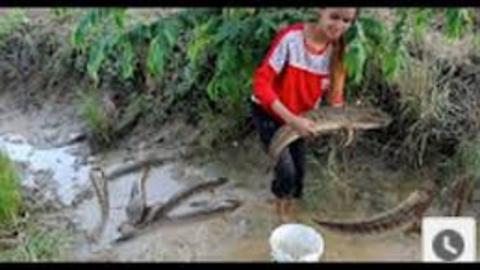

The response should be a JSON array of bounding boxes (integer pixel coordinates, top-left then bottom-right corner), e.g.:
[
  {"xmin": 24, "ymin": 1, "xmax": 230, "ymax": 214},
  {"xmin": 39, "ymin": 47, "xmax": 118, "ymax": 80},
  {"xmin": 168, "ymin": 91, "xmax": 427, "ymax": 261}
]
[{"xmin": 269, "ymin": 223, "xmax": 325, "ymax": 262}]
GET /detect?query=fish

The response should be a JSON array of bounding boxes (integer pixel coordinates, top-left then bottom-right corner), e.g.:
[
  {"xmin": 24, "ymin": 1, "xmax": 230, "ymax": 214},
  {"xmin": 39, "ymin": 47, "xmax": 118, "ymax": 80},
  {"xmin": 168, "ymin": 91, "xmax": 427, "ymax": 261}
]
[{"xmin": 268, "ymin": 106, "xmax": 392, "ymax": 161}]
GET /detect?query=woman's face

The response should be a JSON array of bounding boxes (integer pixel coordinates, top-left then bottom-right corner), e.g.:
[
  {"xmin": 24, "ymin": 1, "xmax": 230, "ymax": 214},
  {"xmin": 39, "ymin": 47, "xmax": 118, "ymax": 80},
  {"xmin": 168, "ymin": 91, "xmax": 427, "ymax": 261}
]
[{"xmin": 317, "ymin": 8, "xmax": 357, "ymax": 41}]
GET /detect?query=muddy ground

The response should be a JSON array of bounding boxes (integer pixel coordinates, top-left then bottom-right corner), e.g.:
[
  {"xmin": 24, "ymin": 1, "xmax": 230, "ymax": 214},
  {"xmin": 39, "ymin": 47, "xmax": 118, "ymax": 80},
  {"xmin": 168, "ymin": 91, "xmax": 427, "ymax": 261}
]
[
  {"xmin": 3, "ymin": 77, "xmax": 479, "ymax": 262},
  {"xmin": 0, "ymin": 8, "xmax": 479, "ymax": 262}
]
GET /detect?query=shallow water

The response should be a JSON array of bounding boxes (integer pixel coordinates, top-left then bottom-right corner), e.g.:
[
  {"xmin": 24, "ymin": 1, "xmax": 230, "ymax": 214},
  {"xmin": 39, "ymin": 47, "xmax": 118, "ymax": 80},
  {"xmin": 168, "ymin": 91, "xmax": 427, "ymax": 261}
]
[
  {"xmin": 2, "ymin": 131, "xmax": 474, "ymax": 262},
  {"xmin": 0, "ymin": 133, "xmax": 90, "ymax": 206}
]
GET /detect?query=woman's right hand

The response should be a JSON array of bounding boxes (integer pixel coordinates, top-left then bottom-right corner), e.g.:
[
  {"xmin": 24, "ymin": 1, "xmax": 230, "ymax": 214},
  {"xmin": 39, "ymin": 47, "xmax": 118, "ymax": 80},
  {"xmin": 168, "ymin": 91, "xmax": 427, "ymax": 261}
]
[
  {"xmin": 288, "ymin": 116, "xmax": 317, "ymax": 138},
  {"xmin": 270, "ymin": 99, "xmax": 317, "ymax": 138}
]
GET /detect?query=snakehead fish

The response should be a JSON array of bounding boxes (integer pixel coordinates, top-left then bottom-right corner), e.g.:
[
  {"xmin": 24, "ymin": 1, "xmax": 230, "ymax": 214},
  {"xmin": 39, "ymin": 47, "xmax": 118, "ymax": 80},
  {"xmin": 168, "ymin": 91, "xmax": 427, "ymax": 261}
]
[
  {"xmin": 268, "ymin": 106, "xmax": 392, "ymax": 161},
  {"xmin": 312, "ymin": 180, "xmax": 437, "ymax": 235}
]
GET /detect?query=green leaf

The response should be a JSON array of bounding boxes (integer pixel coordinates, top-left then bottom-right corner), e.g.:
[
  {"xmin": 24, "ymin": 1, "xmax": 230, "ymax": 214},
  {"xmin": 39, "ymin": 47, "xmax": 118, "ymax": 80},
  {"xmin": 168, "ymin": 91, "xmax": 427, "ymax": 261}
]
[
  {"xmin": 187, "ymin": 20, "xmax": 216, "ymax": 64},
  {"xmin": 86, "ymin": 37, "xmax": 109, "ymax": 83},
  {"xmin": 127, "ymin": 23, "xmax": 152, "ymax": 42},
  {"xmin": 215, "ymin": 21, "xmax": 239, "ymax": 43},
  {"xmin": 382, "ymin": 45, "xmax": 408, "ymax": 81},
  {"xmin": 112, "ymin": 8, "xmax": 127, "ymax": 29},
  {"xmin": 162, "ymin": 20, "xmax": 180, "ymax": 47},
  {"xmin": 0, "ymin": 9, "xmax": 28, "ymax": 42},
  {"xmin": 357, "ymin": 17, "xmax": 385, "ymax": 45},
  {"xmin": 71, "ymin": 12, "xmax": 93, "ymax": 48},
  {"xmin": 344, "ymin": 39, "xmax": 367, "ymax": 85},
  {"xmin": 413, "ymin": 8, "xmax": 434, "ymax": 40},
  {"xmin": 147, "ymin": 36, "xmax": 167, "ymax": 77},
  {"xmin": 120, "ymin": 40, "xmax": 135, "ymax": 79},
  {"xmin": 392, "ymin": 9, "xmax": 409, "ymax": 47},
  {"xmin": 444, "ymin": 8, "xmax": 471, "ymax": 41},
  {"xmin": 206, "ymin": 78, "xmax": 220, "ymax": 101}
]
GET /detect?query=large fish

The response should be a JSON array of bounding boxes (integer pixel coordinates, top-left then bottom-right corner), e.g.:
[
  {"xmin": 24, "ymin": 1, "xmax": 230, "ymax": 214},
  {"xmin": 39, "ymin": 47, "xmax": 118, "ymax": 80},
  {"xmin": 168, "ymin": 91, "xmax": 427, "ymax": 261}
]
[
  {"xmin": 268, "ymin": 106, "xmax": 392, "ymax": 161},
  {"xmin": 312, "ymin": 180, "xmax": 437, "ymax": 235}
]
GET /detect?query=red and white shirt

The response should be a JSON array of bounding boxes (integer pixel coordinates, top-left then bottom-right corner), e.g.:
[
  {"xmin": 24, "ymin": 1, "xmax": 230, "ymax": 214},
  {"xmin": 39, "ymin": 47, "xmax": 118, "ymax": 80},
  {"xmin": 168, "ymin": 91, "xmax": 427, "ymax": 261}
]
[{"xmin": 252, "ymin": 23, "xmax": 344, "ymax": 123}]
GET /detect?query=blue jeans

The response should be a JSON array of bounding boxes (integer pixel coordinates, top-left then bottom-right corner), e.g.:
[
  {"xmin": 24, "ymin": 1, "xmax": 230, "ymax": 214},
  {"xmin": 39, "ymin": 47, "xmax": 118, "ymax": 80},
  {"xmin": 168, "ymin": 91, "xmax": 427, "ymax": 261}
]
[{"xmin": 250, "ymin": 101, "xmax": 306, "ymax": 199}]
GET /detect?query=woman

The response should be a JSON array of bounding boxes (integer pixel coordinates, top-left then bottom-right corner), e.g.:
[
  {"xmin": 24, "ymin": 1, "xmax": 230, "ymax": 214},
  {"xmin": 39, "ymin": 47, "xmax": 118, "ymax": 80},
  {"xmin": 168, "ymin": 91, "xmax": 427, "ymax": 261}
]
[{"xmin": 250, "ymin": 8, "xmax": 359, "ymax": 221}]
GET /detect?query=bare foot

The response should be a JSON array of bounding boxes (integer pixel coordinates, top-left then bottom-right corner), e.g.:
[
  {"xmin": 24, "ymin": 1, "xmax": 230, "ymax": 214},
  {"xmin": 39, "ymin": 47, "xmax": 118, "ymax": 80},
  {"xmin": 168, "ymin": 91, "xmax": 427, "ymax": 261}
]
[
  {"xmin": 288, "ymin": 199, "xmax": 302, "ymax": 222},
  {"xmin": 281, "ymin": 199, "xmax": 291, "ymax": 223},
  {"xmin": 273, "ymin": 199, "xmax": 291, "ymax": 224},
  {"xmin": 273, "ymin": 199, "xmax": 282, "ymax": 223},
  {"xmin": 281, "ymin": 199, "xmax": 303, "ymax": 223}
]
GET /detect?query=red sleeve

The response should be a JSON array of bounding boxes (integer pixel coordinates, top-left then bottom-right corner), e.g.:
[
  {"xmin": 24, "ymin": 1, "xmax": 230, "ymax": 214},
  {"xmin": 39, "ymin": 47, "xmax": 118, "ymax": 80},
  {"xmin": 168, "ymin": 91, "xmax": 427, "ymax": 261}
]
[
  {"xmin": 253, "ymin": 25, "xmax": 296, "ymax": 109},
  {"xmin": 253, "ymin": 64, "xmax": 278, "ymax": 108}
]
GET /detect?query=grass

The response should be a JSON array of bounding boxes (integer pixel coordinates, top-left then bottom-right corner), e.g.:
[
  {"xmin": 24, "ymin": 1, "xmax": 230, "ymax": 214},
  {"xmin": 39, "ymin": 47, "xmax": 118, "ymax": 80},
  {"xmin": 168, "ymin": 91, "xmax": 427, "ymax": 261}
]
[
  {"xmin": 302, "ymin": 144, "xmax": 425, "ymax": 219},
  {"xmin": 0, "ymin": 223, "xmax": 72, "ymax": 262},
  {"xmin": 78, "ymin": 89, "xmax": 112, "ymax": 145},
  {"xmin": 0, "ymin": 152, "xmax": 23, "ymax": 225},
  {"xmin": 303, "ymin": 143, "xmax": 350, "ymax": 215},
  {"xmin": 0, "ymin": 153, "xmax": 71, "ymax": 262},
  {"xmin": 456, "ymin": 136, "xmax": 480, "ymax": 179},
  {"xmin": 439, "ymin": 135, "xmax": 480, "ymax": 191},
  {"xmin": 474, "ymin": 34, "xmax": 480, "ymax": 50},
  {"xmin": 0, "ymin": 9, "xmax": 28, "ymax": 42},
  {"xmin": 395, "ymin": 58, "xmax": 439, "ymax": 121}
]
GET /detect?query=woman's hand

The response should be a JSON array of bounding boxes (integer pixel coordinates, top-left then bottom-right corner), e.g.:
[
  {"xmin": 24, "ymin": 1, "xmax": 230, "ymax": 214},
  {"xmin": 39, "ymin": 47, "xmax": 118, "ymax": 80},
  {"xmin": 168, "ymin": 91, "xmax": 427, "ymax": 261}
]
[
  {"xmin": 270, "ymin": 100, "xmax": 317, "ymax": 138},
  {"xmin": 288, "ymin": 116, "xmax": 317, "ymax": 138}
]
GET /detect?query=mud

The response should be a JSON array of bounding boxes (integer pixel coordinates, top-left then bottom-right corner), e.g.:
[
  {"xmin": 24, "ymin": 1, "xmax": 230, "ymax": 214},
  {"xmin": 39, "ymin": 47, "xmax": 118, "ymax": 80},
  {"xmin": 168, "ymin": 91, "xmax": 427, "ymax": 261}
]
[
  {"xmin": 0, "ymin": 8, "xmax": 478, "ymax": 262},
  {"xmin": 2, "ymin": 81, "xmax": 479, "ymax": 261},
  {"xmin": 0, "ymin": 108, "xmax": 435, "ymax": 261}
]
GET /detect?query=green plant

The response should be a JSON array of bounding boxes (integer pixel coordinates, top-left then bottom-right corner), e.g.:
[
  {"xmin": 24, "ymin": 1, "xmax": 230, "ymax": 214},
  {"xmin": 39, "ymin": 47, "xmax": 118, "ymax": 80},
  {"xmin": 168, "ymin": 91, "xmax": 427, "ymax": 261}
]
[
  {"xmin": 447, "ymin": 136, "xmax": 480, "ymax": 180},
  {"xmin": 69, "ymin": 8, "xmax": 475, "ymax": 137},
  {"xmin": 0, "ymin": 225, "xmax": 71, "ymax": 262},
  {"xmin": 0, "ymin": 152, "xmax": 22, "ymax": 225},
  {"xmin": 48, "ymin": 8, "xmax": 78, "ymax": 20},
  {"xmin": 344, "ymin": 8, "xmax": 473, "ymax": 93},
  {"xmin": 0, "ymin": 9, "xmax": 28, "ymax": 43},
  {"xmin": 78, "ymin": 89, "xmax": 112, "ymax": 144}
]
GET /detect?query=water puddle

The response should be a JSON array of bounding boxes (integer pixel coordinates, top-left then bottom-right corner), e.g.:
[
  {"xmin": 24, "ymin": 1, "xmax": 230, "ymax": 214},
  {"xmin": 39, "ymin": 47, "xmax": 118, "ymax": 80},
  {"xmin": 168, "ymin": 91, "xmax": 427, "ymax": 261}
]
[
  {"xmin": 202, "ymin": 200, "xmax": 421, "ymax": 262},
  {"xmin": 0, "ymin": 133, "xmax": 89, "ymax": 206}
]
